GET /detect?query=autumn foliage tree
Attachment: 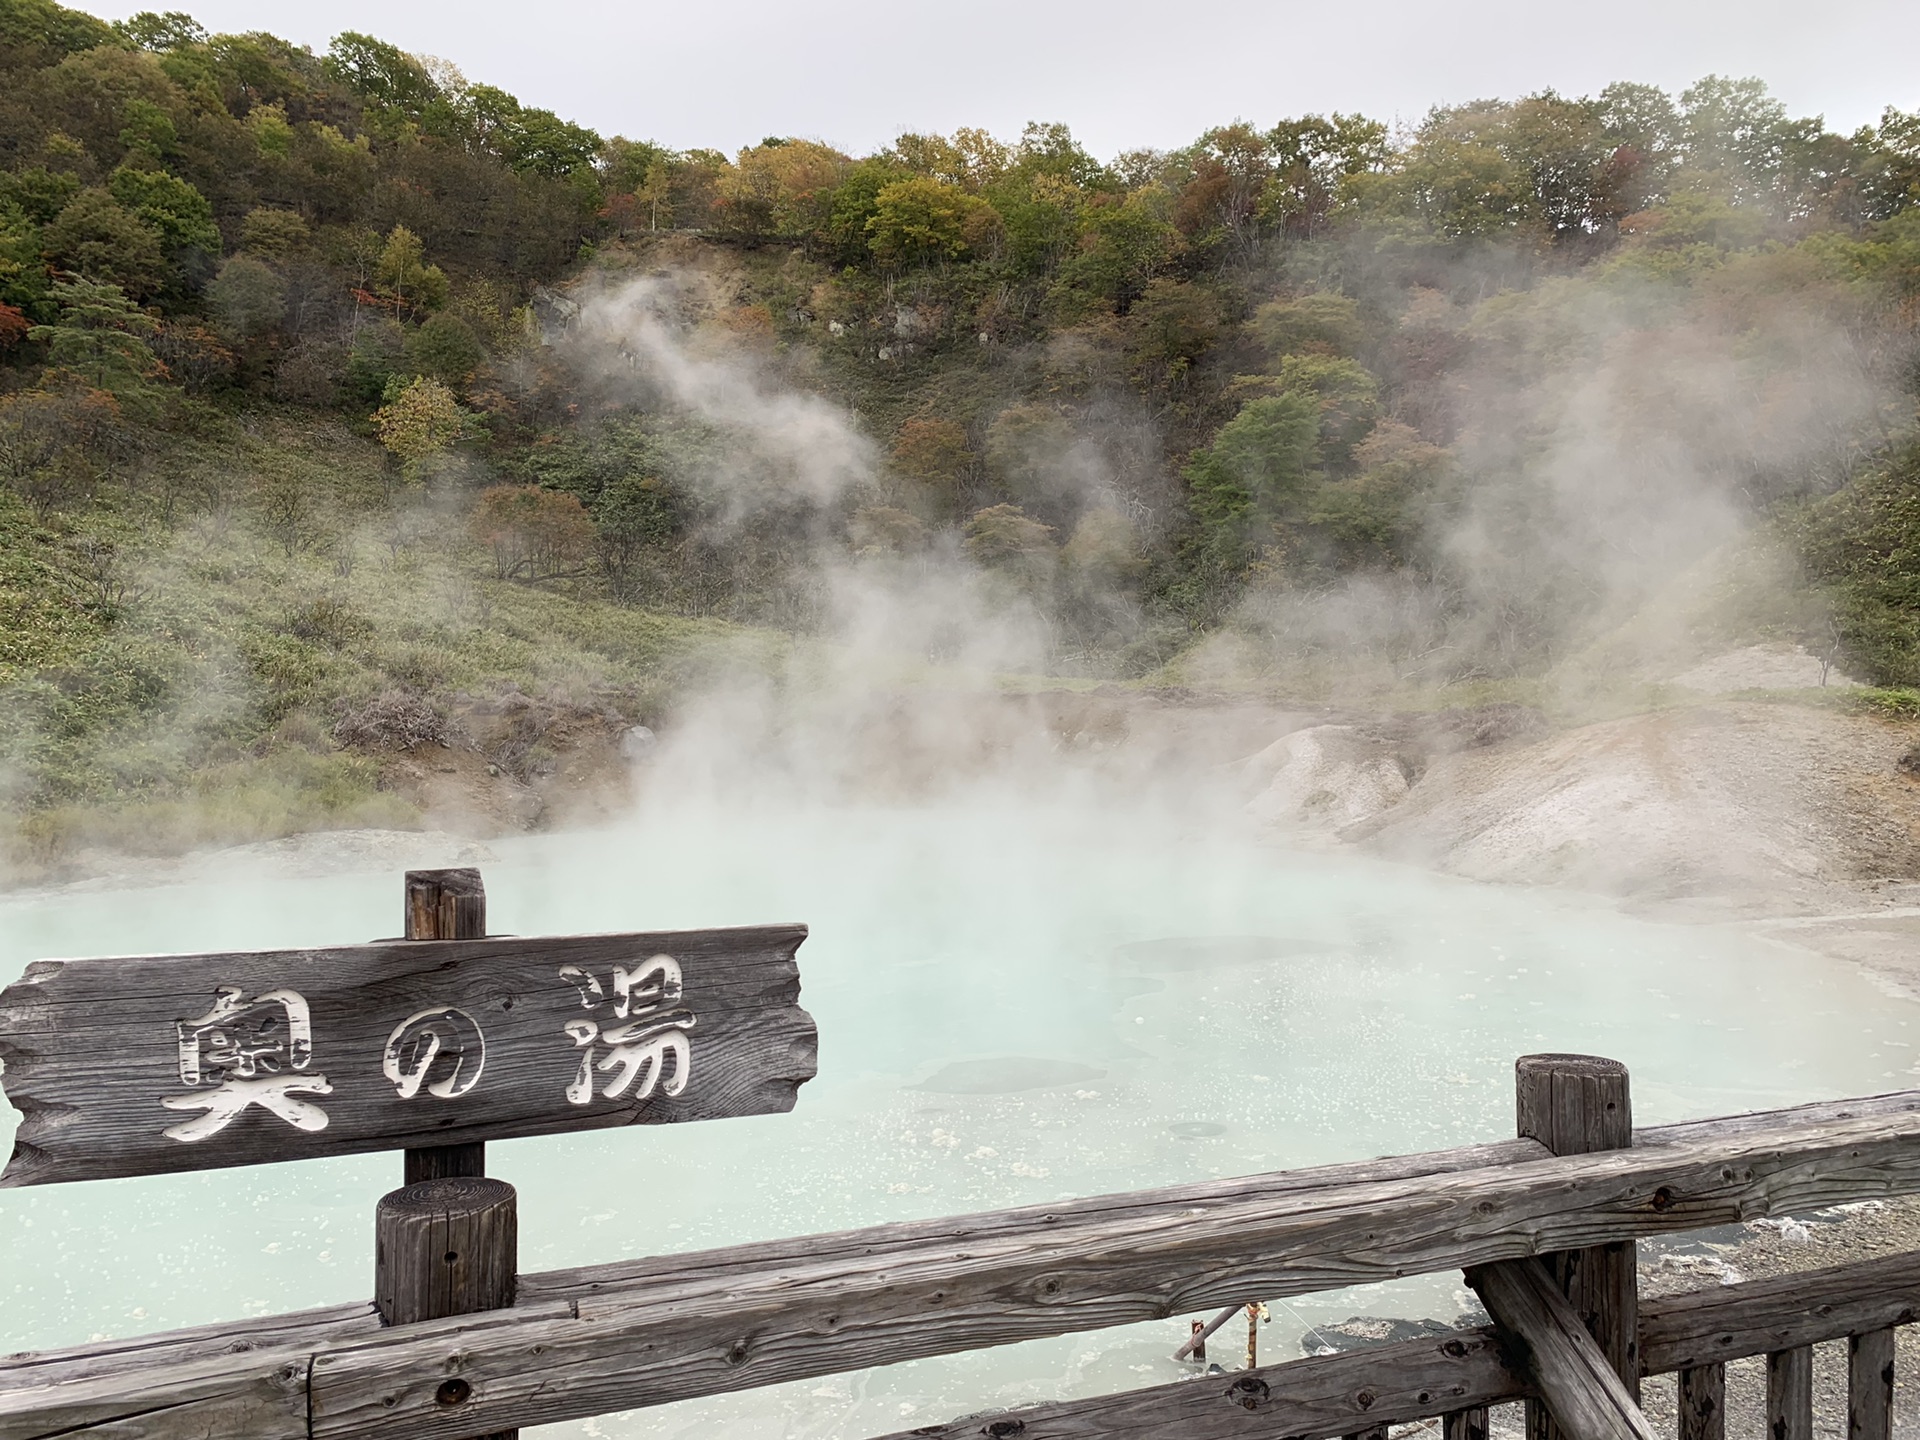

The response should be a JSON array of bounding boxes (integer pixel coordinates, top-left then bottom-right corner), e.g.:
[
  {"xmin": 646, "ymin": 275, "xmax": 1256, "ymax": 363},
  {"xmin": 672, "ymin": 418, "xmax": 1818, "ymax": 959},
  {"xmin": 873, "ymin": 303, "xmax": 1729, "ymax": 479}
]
[
  {"xmin": 371, "ymin": 376, "xmax": 468, "ymax": 479},
  {"xmin": 469, "ymin": 484, "xmax": 594, "ymax": 579}
]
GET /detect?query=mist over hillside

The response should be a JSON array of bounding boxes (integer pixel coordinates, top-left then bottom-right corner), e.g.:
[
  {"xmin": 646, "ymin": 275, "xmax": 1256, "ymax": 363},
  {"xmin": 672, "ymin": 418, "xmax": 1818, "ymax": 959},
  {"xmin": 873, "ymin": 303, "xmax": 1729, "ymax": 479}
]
[{"xmin": 4, "ymin": 0, "xmax": 1920, "ymax": 872}]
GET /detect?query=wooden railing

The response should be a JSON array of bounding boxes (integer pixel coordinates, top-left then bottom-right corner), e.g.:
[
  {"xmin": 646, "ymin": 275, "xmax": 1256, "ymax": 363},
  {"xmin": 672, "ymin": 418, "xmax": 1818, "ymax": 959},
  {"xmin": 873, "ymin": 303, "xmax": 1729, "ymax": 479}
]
[{"xmin": 3, "ymin": 1058, "xmax": 1917, "ymax": 1440}]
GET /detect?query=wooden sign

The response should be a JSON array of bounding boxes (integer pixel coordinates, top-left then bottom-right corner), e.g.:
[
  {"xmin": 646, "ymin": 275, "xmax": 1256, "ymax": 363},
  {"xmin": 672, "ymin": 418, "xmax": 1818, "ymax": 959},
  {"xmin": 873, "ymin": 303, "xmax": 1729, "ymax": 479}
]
[{"xmin": 0, "ymin": 924, "xmax": 815, "ymax": 1188}]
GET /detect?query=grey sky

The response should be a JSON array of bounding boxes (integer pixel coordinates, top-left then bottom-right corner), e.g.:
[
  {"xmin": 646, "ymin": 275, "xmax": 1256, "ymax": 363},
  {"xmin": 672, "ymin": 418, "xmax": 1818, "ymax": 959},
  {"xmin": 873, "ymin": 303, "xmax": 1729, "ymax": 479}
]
[{"xmin": 81, "ymin": 0, "xmax": 1920, "ymax": 159}]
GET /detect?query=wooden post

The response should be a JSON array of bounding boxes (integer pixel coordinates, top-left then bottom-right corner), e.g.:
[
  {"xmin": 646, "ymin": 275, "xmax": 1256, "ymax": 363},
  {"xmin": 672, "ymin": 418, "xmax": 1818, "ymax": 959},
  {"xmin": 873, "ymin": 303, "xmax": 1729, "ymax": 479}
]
[
  {"xmin": 1188, "ymin": 1320, "xmax": 1207, "ymax": 1364},
  {"xmin": 1446, "ymin": 1408, "xmax": 1492, "ymax": 1440},
  {"xmin": 1468, "ymin": 1258, "xmax": 1657, "ymax": 1440},
  {"xmin": 375, "ymin": 1177, "xmax": 517, "ymax": 1324},
  {"xmin": 389, "ymin": 869, "xmax": 516, "ymax": 1440},
  {"xmin": 403, "ymin": 868, "xmax": 487, "ymax": 1183},
  {"xmin": 1678, "ymin": 1364, "xmax": 1726, "ymax": 1440},
  {"xmin": 1766, "ymin": 1346, "xmax": 1813, "ymax": 1440},
  {"xmin": 1515, "ymin": 1054, "xmax": 1639, "ymax": 1440},
  {"xmin": 1848, "ymin": 1328, "xmax": 1894, "ymax": 1440}
]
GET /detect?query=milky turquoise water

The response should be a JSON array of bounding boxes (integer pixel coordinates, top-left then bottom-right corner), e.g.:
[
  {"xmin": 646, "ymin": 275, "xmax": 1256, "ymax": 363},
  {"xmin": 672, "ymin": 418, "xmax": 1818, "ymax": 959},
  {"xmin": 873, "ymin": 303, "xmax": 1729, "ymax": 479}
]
[{"xmin": 2, "ymin": 799, "xmax": 1914, "ymax": 1437}]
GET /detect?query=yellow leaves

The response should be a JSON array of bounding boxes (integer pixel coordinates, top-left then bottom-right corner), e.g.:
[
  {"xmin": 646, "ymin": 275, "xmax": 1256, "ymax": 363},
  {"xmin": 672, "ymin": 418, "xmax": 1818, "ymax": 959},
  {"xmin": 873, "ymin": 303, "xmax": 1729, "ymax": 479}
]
[{"xmin": 372, "ymin": 377, "xmax": 467, "ymax": 474}]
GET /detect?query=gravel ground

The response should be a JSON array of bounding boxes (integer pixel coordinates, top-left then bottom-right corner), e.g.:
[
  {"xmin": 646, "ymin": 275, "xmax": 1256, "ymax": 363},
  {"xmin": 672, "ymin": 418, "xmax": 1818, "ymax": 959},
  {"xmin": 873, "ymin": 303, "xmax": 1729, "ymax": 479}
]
[
  {"xmin": 1308, "ymin": 1197, "xmax": 1920, "ymax": 1440},
  {"xmin": 1633, "ymin": 1196, "xmax": 1920, "ymax": 1440}
]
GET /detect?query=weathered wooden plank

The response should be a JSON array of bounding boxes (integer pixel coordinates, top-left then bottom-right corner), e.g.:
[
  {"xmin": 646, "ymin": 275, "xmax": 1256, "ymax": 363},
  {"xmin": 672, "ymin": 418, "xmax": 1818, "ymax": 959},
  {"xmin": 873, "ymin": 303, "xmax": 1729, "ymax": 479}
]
[
  {"xmin": 402, "ymin": 868, "xmax": 490, "ymax": 1185},
  {"xmin": 237, "ymin": 1109, "xmax": 1920, "ymax": 1438},
  {"xmin": 0, "ymin": 1136, "xmax": 1547, "ymax": 1397},
  {"xmin": 1676, "ymin": 1365, "xmax": 1724, "ymax": 1440},
  {"xmin": 1765, "ymin": 1346, "xmax": 1812, "ymax": 1440},
  {"xmin": 375, "ymin": 1177, "xmax": 518, "ymax": 1326},
  {"xmin": 0, "ymin": 924, "xmax": 814, "ymax": 1186},
  {"xmin": 1466, "ymin": 1259, "xmax": 1655, "ymax": 1440},
  {"xmin": 1445, "ymin": 1406, "xmax": 1492, "ymax": 1440},
  {"xmin": 1847, "ymin": 1328, "xmax": 1894, "ymax": 1440},
  {"xmin": 863, "ymin": 1326, "xmax": 1530, "ymax": 1440},
  {"xmin": 11, "ymin": 1103, "xmax": 1920, "ymax": 1440},
  {"xmin": 1516, "ymin": 1054, "xmax": 1639, "ymax": 1440},
  {"xmin": 1638, "ymin": 1249, "xmax": 1920, "ymax": 1373},
  {"xmin": 0, "ymin": 1344, "xmax": 313, "ymax": 1440},
  {"xmin": 9, "ymin": 1094, "xmax": 1909, "ymax": 1394},
  {"xmin": 1640, "ymin": 1089, "xmax": 1920, "ymax": 1145}
]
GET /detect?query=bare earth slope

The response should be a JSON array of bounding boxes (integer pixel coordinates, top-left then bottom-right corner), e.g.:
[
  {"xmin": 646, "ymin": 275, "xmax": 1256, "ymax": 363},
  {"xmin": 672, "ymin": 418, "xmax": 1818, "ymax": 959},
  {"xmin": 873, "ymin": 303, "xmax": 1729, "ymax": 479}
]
[{"xmin": 1352, "ymin": 701, "xmax": 1920, "ymax": 914}]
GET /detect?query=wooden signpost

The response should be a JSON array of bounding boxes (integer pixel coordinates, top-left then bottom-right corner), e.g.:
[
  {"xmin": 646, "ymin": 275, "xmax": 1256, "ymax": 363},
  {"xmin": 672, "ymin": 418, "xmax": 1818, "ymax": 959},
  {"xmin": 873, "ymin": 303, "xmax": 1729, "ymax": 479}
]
[
  {"xmin": 0, "ymin": 867, "xmax": 815, "ymax": 1440},
  {"xmin": 0, "ymin": 870, "xmax": 816, "ymax": 1188}
]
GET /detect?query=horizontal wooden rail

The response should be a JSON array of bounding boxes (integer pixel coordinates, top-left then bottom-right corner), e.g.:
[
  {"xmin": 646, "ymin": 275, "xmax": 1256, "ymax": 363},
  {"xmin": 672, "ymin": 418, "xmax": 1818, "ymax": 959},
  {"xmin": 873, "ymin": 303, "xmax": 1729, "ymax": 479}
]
[
  {"xmin": 1637, "ymin": 1246, "xmax": 1920, "ymax": 1371},
  {"xmin": 5, "ymin": 1091, "xmax": 1920, "ymax": 1440},
  {"xmin": 870, "ymin": 1324, "xmax": 1533, "ymax": 1440},
  {"xmin": 863, "ymin": 1250, "xmax": 1920, "ymax": 1440}
]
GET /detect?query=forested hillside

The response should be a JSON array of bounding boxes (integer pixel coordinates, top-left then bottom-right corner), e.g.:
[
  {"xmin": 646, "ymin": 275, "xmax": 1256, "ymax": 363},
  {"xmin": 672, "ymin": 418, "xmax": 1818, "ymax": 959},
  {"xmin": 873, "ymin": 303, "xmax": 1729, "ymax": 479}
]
[{"xmin": 5, "ymin": 0, "xmax": 1920, "ymax": 866}]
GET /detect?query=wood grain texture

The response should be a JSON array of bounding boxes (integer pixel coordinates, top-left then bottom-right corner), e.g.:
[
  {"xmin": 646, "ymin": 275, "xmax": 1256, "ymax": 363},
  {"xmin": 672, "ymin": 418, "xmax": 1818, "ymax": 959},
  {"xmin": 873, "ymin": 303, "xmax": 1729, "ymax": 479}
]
[
  {"xmin": 1445, "ymin": 1405, "xmax": 1493, "ymax": 1440},
  {"xmin": 402, "ymin": 869, "xmax": 490, "ymax": 1186},
  {"xmin": 8, "ymin": 1099, "xmax": 1920, "ymax": 1440},
  {"xmin": 862, "ymin": 1326, "xmax": 1531, "ymax": 1440},
  {"xmin": 1515, "ymin": 1053, "xmax": 1639, "ymax": 1440},
  {"xmin": 0, "ymin": 924, "xmax": 814, "ymax": 1186},
  {"xmin": 1765, "ymin": 1347, "xmax": 1812, "ymax": 1440},
  {"xmin": 1465, "ymin": 1259, "xmax": 1656, "ymax": 1440},
  {"xmin": 1847, "ymin": 1328, "xmax": 1894, "ymax": 1440},
  {"xmin": 405, "ymin": 870, "xmax": 485, "ymax": 946},
  {"xmin": 0, "ymin": 1134, "xmax": 1546, "ymax": 1402},
  {"xmin": 375, "ymin": 1178, "xmax": 518, "ymax": 1326},
  {"xmin": 376, "ymin": 1174, "xmax": 519, "ymax": 1440},
  {"xmin": 1637, "ymin": 1248, "xmax": 1920, "ymax": 1373},
  {"xmin": 1676, "ymin": 1366, "xmax": 1724, "ymax": 1440}
]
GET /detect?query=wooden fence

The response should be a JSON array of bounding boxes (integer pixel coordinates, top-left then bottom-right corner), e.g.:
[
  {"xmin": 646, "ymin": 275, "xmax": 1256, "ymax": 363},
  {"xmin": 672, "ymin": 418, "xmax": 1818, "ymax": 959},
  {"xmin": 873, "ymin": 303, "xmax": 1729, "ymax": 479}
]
[{"xmin": 3, "ymin": 1048, "xmax": 1918, "ymax": 1440}]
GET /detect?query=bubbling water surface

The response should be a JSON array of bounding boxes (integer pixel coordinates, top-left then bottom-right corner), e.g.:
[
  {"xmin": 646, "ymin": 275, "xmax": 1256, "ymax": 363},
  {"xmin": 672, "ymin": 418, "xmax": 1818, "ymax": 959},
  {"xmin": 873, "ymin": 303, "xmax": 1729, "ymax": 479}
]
[{"xmin": 2, "ymin": 798, "xmax": 1914, "ymax": 1437}]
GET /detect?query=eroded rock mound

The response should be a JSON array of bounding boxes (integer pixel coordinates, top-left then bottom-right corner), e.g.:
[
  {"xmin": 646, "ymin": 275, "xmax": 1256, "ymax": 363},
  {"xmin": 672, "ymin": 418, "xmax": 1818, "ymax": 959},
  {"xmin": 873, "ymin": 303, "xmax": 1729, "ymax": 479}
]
[{"xmin": 1242, "ymin": 725, "xmax": 1411, "ymax": 832}]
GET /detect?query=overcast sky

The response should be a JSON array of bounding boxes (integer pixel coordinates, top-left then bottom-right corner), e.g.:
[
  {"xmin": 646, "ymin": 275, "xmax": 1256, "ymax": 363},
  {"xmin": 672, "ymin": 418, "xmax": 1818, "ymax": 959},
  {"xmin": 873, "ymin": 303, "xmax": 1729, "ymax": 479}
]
[{"xmin": 80, "ymin": 0, "xmax": 1920, "ymax": 159}]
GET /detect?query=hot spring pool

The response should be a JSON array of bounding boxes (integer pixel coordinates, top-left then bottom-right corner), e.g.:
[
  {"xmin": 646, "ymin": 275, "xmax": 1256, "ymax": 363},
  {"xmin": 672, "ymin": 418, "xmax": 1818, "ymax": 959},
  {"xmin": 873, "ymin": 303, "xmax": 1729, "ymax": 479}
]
[{"xmin": 2, "ymin": 798, "xmax": 1915, "ymax": 1437}]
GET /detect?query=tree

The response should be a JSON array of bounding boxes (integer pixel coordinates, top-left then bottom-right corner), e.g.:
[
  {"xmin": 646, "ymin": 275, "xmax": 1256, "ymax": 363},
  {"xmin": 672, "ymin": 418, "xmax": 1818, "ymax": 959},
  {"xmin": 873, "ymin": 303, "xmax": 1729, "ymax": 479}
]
[
  {"xmin": 964, "ymin": 503, "xmax": 1057, "ymax": 578},
  {"xmin": 469, "ymin": 484, "xmax": 594, "ymax": 579},
  {"xmin": 117, "ymin": 98, "xmax": 177, "ymax": 163},
  {"xmin": 205, "ymin": 255, "xmax": 285, "ymax": 344},
  {"xmin": 824, "ymin": 156, "xmax": 907, "ymax": 260},
  {"xmin": 849, "ymin": 504, "xmax": 928, "ymax": 556},
  {"xmin": 41, "ymin": 190, "xmax": 166, "ymax": 297},
  {"xmin": 113, "ymin": 11, "xmax": 208, "ymax": 51},
  {"xmin": 0, "ymin": 385, "xmax": 130, "ymax": 516},
  {"xmin": 591, "ymin": 471, "xmax": 681, "ymax": 598},
  {"xmin": 372, "ymin": 375, "xmax": 469, "ymax": 480},
  {"xmin": 27, "ymin": 277, "xmax": 164, "ymax": 398},
  {"xmin": 1184, "ymin": 394, "xmax": 1321, "ymax": 566},
  {"xmin": 325, "ymin": 32, "xmax": 437, "ymax": 118},
  {"xmin": 891, "ymin": 417, "xmax": 973, "ymax": 488},
  {"xmin": 1264, "ymin": 113, "xmax": 1390, "ymax": 237},
  {"xmin": 240, "ymin": 207, "xmax": 310, "ymax": 259},
  {"xmin": 105, "ymin": 167, "xmax": 220, "ymax": 282},
  {"xmin": 717, "ymin": 139, "xmax": 850, "ymax": 242},
  {"xmin": 866, "ymin": 178, "xmax": 1000, "ymax": 265},
  {"xmin": 150, "ymin": 319, "xmax": 233, "ymax": 392},
  {"xmin": 1067, "ymin": 188, "xmax": 1177, "ymax": 313},
  {"xmin": 1255, "ymin": 292, "xmax": 1362, "ymax": 357},
  {"xmin": 246, "ymin": 102, "xmax": 295, "ymax": 157},
  {"xmin": 405, "ymin": 310, "xmax": 485, "ymax": 384},
  {"xmin": 373, "ymin": 225, "xmax": 449, "ymax": 314},
  {"xmin": 3, "ymin": 0, "xmax": 116, "ymax": 59}
]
